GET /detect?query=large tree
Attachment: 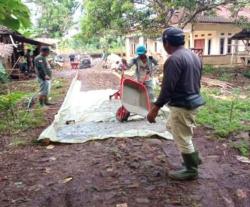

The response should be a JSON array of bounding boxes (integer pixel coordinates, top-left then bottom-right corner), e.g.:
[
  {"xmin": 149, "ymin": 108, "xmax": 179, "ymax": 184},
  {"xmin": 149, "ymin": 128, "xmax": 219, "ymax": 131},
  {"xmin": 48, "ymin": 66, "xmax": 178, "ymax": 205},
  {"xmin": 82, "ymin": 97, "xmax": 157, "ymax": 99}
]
[
  {"xmin": 81, "ymin": 0, "xmax": 249, "ymax": 38},
  {"xmin": 31, "ymin": 0, "xmax": 80, "ymax": 38},
  {"xmin": 0, "ymin": 0, "xmax": 31, "ymax": 30}
]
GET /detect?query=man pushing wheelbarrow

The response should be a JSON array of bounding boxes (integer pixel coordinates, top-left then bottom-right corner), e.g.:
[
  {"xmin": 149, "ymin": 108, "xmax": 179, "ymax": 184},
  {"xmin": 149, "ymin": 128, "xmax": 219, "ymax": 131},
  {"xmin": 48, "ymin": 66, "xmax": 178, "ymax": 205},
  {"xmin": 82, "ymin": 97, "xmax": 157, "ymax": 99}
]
[
  {"xmin": 113, "ymin": 45, "xmax": 158, "ymax": 122},
  {"xmin": 127, "ymin": 45, "xmax": 158, "ymax": 103}
]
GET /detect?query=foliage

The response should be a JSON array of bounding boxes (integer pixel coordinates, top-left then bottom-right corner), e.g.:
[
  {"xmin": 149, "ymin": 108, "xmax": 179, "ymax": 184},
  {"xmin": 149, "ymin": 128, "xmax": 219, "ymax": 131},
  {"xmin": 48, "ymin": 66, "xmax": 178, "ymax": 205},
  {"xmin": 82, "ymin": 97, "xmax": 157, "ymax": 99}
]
[
  {"xmin": 0, "ymin": 72, "xmax": 9, "ymax": 84},
  {"xmin": 243, "ymin": 70, "xmax": 250, "ymax": 79},
  {"xmin": 81, "ymin": 0, "xmax": 249, "ymax": 37},
  {"xmin": 0, "ymin": 91, "xmax": 27, "ymax": 133},
  {"xmin": 30, "ymin": 0, "xmax": 80, "ymax": 38},
  {"xmin": 230, "ymin": 140, "xmax": 250, "ymax": 157},
  {"xmin": 203, "ymin": 65, "xmax": 215, "ymax": 74},
  {"xmin": 60, "ymin": 34, "xmax": 125, "ymax": 53},
  {"xmin": 81, "ymin": 0, "xmax": 135, "ymax": 38},
  {"xmin": 202, "ymin": 65, "xmax": 236, "ymax": 82},
  {"xmin": 0, "ymin": 0, "xmax": 31, "ymax": 30},
  {"xmin": 0, "ymin": 91, "xmax": 26, "ymax": 112},
  {"xmin": 197, "ymin": 87, "xmax": 250, "ymax": 137}
]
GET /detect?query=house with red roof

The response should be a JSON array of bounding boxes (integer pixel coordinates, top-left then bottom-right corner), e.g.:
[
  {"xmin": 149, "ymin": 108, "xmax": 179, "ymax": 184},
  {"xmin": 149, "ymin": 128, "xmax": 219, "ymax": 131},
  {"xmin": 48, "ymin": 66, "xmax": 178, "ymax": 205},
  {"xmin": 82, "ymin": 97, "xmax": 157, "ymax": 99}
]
[{"xmin": 125, "ymin": 7, "xmax": 250, "ymax": 65}]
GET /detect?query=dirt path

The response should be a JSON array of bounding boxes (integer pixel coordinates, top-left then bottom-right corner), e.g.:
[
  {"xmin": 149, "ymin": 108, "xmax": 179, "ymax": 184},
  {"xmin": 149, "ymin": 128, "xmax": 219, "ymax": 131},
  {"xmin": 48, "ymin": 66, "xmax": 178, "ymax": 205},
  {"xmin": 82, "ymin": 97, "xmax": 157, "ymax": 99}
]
[{"xmin": 0, "ymin": 64, "xmax": 250, "ymax": 207}]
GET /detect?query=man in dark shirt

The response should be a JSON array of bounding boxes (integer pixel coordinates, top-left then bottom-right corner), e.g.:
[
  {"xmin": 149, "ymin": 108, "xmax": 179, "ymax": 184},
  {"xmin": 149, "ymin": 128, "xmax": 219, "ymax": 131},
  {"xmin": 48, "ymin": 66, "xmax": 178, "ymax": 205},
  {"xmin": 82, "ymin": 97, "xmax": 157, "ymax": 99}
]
[
  {"xmin": 34, "ymin": 46, "xmax": 53, "ymax": 106},
  {"xmin": 147, "ymin": 27, "xmax": 205, "ymax": 180}
]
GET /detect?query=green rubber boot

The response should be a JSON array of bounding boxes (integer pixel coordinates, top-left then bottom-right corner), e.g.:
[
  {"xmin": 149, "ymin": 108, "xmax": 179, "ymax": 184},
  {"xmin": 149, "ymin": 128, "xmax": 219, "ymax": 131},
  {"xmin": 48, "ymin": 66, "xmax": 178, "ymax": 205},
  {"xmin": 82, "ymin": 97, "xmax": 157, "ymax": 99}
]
[
  {"xmin": 182, "ymin": 151, "xmax": 202, "ymax": 166},
  {"xmin": 169, "ymin": 152, "xmax": 199, "ymax": 181},
  {"xmin": 39, "ymin": 95, "xmax": 45, "ymax": 107}
]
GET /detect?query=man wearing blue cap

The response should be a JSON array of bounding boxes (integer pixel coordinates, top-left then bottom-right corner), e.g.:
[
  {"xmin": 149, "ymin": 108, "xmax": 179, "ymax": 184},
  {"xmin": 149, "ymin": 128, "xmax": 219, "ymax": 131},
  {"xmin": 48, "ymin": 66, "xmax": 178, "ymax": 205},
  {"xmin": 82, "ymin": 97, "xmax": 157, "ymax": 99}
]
[
  {"xmin": 147, "ymin": 27, "xmax": 205, "ymax": 180},
  {"xmin": 126, "ymin": 45, "xmax": 158, "ymax": 102}
]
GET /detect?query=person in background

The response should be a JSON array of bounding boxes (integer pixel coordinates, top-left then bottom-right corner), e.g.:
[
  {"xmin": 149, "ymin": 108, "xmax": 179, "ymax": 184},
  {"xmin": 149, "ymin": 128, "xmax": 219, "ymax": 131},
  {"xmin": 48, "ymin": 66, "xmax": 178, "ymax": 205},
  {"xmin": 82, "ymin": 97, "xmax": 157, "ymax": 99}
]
[
  {"xmin": 25, "ymin": 49, "xmax": 33, "ymax": 74},
  {"xmin": 18, "ymin": 51, "xmax": 28, "ymax": 74},
  {"xmin": 101, "ymin": 50, "xmax": 109, "ymax": 69},
  {"xmin": 126, "ymin": 45, "xmax": 158, "ymax": 102},
  {"xmin": 34, "ymin": 46, "xmax": 53, "ymax": 106},
  {"xmin": 69, "ymin": 54, "xmax": 75, "ymax": 62},
  {"xmin": 147, "ymin": 27, "xmax": 205, "ymax": 181}
]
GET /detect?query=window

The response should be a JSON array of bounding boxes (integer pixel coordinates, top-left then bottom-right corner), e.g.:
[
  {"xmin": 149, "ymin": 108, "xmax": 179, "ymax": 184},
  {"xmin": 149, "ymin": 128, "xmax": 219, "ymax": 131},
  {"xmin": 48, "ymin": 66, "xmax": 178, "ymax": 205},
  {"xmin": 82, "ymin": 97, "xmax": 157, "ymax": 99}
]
[
  {"xmin": 221, "ymin": 33, "xmax": 225, "ymax": 36},
  {"xmin": 208, "ymin": 33, "xmax": 212, "ymax": 36},
  {"xmin": 201, "ymin": 34, "xmax": 205, "ymax": 37},
  {"xmin": 154, "ymin": 42, "xmax": 157, "ymax": 52},
  {"xmin": 195, "ymin": 35, "xmax": 198, "ymax": 38},
  {"xmin": 220, "ymin": 38, "xmax": 225, "ymax": 55},
  {"xmin": 227, "ymin": 39, "xmax": 232, "ymax": 54},
  {"xmin": 208, "ymin": 39, "xmax": 211, "ymax": 55}
]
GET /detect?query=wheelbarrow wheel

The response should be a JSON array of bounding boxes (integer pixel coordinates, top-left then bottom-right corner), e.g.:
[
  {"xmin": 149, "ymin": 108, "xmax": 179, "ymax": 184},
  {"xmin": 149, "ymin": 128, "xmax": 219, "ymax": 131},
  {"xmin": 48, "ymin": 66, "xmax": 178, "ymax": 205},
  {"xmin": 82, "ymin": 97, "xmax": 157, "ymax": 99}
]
[{"xmin": 116, "ymin": 106, "xmax": 130, "ymax": 122}]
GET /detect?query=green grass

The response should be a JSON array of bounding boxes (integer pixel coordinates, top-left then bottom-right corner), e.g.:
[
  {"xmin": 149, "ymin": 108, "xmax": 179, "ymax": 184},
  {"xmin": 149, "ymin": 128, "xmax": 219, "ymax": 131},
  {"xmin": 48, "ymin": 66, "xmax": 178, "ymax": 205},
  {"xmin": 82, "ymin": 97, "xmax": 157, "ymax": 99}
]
[
  {"xmin": 218, "ymin": 72, "xmax": 233, "ymax": 82},
  {"xmin": 230, "ymin": 140, "xmax": 250, "ymax": 157},
  {"xmin": 203, "ymin": 65, "xmax": 236, "ymax": 82},
  {"xmin": 0, "ymin": 106, "xmax": 46, "ymax": 135},
  {"xmin": 0, "ymin": 77, "xmax": 68, "ymax": 136},
  {"xmin": 203, "ymin": 64, "xmax": 215, "ymax": 74},
  {"xmin": 197, "ymin": 87, "xmax": 250, "ymax": 137}
]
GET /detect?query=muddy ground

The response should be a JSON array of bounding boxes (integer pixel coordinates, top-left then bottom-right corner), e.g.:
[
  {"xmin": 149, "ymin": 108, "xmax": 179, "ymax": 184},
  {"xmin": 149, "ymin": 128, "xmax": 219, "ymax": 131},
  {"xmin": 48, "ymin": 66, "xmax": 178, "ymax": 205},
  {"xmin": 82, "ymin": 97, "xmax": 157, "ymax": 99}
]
[{"xmin": 0, "ymin": 62, "xmax": 250, "ymax": 207}]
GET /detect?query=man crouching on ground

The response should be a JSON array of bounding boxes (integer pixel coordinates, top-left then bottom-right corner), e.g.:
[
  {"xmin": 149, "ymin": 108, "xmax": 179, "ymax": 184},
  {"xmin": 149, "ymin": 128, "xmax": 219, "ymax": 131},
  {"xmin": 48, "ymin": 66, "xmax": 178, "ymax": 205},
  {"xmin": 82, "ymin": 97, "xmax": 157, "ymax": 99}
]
[
  {"xmin": 35, "ymin": 46, "xmax": 53, "ymax": 106},
  {"xmin": 147, "ymin": 27, "xmax": 205, "ymax": 180}
]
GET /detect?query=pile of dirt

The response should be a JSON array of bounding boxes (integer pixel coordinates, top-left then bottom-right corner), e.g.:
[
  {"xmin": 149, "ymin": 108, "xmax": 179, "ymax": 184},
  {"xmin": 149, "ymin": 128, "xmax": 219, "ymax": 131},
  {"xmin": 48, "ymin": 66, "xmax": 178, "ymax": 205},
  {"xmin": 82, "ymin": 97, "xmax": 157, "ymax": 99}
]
[{"xmin": 78, "ymin": 69, "xmax": 120, "ymax": 91}]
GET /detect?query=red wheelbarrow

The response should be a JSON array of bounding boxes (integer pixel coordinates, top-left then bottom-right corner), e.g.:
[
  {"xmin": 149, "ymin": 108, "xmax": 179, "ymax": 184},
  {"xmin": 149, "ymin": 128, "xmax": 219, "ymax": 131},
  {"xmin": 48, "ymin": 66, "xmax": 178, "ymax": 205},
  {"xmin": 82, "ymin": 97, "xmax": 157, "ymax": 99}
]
[
  {"xmin": 71, "ymin": 62, "xmax": 79, "ymax": 70},
  {"xmin": 110, "ymin": 68, "xmax": 151, "ymax": 122}
]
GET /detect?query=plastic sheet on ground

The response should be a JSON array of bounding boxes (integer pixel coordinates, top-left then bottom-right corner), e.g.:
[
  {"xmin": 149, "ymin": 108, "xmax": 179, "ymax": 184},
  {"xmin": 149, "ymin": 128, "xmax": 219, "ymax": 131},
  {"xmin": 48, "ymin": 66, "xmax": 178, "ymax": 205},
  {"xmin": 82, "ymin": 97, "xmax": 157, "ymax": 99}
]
[{"xmin": 38, "ymin": 73, "xmax": 173, "ymax": 143}]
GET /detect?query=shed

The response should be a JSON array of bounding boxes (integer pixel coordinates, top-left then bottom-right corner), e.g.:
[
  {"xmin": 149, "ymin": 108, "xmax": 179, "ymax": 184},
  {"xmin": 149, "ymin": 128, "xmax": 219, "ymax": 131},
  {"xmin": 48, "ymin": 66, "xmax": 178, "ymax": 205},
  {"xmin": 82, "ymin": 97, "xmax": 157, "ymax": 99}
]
[
  {"xmin": 230, "ymin": 29, "xmax": 250, "ymax": 66},
  {"xmin": 0, "ymin": 25, "xmax": 52, "ymax": 78}
]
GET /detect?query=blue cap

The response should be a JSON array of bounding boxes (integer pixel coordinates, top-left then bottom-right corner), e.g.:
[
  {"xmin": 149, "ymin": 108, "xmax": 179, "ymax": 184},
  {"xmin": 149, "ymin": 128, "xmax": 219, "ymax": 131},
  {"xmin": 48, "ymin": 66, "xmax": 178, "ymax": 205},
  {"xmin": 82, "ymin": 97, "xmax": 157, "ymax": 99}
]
[{"xmin": 136, "ymin": 45, "xmax": 147, "ymax": 55}]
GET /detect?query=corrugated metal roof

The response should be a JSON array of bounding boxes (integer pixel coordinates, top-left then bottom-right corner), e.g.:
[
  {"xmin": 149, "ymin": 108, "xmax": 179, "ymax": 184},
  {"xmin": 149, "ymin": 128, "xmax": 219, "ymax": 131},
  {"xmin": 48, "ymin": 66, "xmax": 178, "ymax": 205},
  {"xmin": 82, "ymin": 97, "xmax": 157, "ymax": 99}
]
[
  {"xmin": 231, "ymin": 29, "xmax": 250, "ymax": 40},
  {"xmin": 0, "ymin": 25, "xmax": 19, "ymax": 35},
  {"xmin": 0, "ymin": 25, "xmax": 52, "ymax": 46}
]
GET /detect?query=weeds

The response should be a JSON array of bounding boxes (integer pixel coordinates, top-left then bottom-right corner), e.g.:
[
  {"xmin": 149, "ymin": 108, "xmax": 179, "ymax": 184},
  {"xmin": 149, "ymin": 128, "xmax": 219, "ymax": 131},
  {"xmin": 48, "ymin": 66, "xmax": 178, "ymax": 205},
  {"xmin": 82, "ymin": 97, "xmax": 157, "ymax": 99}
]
[
  {"xmin": 0, "ymin": 91, "xmax": 45, "ymax": 135},
  {"xmin": 230, "ymin": 140, "xmax": 250, "ymax": 157},
  {"xmin": 203, "ymin": 64, "xmax": 215, "ymax": 74},
  {"xmin": 197, "ymin": 87, "xmax": 250, "ymax": 137}
]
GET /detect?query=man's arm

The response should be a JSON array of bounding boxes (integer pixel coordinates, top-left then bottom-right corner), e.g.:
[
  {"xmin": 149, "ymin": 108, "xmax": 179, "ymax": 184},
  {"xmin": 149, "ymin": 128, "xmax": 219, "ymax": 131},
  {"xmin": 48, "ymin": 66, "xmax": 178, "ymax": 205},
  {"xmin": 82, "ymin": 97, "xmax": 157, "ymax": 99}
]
[
  {"xmin": 126, "ymin": 58, "xmax": 136, "ymax": 69},
  {"xmin": 154, "ymin": 57, "xmax": 182, "ymax": 108}
]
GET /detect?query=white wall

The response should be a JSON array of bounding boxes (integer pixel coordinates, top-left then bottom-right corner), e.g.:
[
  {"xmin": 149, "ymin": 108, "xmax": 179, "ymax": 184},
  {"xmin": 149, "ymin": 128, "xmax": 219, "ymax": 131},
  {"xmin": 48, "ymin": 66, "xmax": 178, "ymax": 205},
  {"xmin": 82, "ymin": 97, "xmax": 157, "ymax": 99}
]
[
  {"xmin": 125, "ymin": 23, "xmax": 246, "ymax": 65},
  {"xmin": 190, "ymin": 23, "xmax": 243, "ymax": 56}
]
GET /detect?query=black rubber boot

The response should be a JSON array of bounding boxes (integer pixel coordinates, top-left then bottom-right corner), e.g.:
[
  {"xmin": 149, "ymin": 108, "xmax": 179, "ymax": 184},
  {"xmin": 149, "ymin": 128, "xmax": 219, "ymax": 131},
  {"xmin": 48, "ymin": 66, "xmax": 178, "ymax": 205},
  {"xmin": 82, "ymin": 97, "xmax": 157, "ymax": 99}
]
[{"xmin": 169, "ymin": 152, "xmax": 199, "ymax": 181}]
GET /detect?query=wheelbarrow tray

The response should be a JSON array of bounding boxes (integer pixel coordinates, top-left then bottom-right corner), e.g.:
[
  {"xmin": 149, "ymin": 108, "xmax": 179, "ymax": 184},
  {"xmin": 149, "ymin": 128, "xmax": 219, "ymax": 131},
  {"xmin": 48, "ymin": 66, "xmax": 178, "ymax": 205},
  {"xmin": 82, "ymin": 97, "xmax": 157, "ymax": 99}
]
[{"xmin": 121, "ymin": 78, "xmax": 151, "ymax": 117}]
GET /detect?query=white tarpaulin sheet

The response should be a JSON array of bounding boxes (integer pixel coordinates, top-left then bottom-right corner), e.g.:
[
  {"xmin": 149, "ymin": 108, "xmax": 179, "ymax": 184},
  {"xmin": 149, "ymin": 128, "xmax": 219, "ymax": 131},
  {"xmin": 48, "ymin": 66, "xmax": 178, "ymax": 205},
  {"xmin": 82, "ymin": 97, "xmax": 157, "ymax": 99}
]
[{"xmin": 38, "ymin": 73, "xmax": 173, "ymax": 143}]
